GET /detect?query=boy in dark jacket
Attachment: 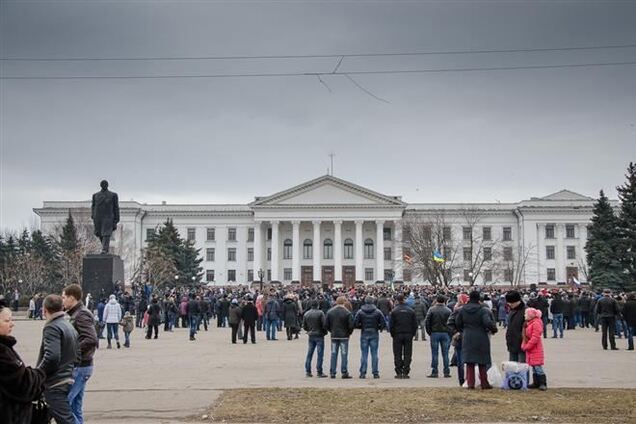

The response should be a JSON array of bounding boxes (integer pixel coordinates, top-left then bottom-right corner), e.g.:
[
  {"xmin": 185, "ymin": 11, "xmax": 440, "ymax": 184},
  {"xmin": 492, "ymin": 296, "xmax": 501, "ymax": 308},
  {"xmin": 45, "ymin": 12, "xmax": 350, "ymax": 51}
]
[
  {"xmin": 354, "ymin": 296, "xmax": 385, "ymax": 378},
  {"xmin": 390, "ymin": 294, "xmax": 418, "ymax": 379}
]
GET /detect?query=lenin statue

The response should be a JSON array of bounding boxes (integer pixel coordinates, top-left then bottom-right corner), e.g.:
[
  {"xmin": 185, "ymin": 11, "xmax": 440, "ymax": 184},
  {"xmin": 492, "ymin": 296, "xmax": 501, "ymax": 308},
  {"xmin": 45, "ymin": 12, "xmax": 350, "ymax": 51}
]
[{"xmin": 92, "ymin": 180, "xmax": 120, "ymax": 254}]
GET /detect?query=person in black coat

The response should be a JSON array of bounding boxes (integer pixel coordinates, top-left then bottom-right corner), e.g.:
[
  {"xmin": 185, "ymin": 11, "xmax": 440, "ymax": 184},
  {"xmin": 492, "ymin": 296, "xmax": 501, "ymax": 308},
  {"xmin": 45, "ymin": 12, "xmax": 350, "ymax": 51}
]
[
  {"xmin": 282, "ymin": 296, "xmax": 300, "ymax": 340},
  {"xmin": 0, "ymin": 301, "xmax": 47, "ymax": 424},
  {"xmin": 622, "ymin": 292, "xmax": 636, "ymax": 351},
  {"xmin": 389, "ymin": 294, "xmax": 418, "ymax": 379},
  {"xmin": 146, "ymin": 297, "xmax": 162, "ymax": 340},
  {"xmin": 241, "ymin": 296, "xmax": 258, "ymax": 344},
  {"xmin": 505, "ymin": 290, "xmax": 527, "ymax": 362},
  {"xmin": 456, "ymin": 291, "xmax": 498, "ymax": 389}
]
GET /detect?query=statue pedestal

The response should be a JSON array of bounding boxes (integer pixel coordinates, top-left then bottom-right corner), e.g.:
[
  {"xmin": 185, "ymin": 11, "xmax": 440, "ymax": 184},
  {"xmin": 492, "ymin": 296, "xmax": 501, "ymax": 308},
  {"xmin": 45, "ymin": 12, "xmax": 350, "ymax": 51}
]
[{"xmin": 82, "ymin": 254, "xmax": 124, "ymax": 301}]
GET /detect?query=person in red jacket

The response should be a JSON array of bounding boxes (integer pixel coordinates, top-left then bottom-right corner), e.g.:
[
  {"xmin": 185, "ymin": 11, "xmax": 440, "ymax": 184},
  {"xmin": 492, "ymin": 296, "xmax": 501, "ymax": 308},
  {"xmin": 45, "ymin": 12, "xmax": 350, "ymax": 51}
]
[{"xmin": 521, "ymin": 307, "xmax": 547, "ymax": 391}]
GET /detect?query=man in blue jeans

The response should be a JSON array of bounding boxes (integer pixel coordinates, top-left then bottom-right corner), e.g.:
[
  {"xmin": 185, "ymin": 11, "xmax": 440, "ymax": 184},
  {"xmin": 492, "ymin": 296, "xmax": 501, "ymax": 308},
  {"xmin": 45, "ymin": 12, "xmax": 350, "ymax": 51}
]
[
  {"xmin": 354, "ymin": 296, "xmax": 386, "ymax": 378},
  {"xmin": 265, "ymin": 293, "xmax": 281, "ymax": 341},
  {"xmin": 550, "ymin": 292, "xmax": 565, "ymax": 338},
  {"xmin": 623, "ymin": 293, "xmax": 635, "ymax": 350},
  {"xmin": 302, "ymin": 300, "xmax": 328, "ymax": 377},
  {"xmin": 325, "ymin": 296, "xmax": 354, "ymax": 379},
  {"xmin": 62, "ymin": 284, "xmax": 98, "ymax": 424},
  {"xmin": 425, "ymin": 294, "xmax": 452, "ymax": 378}
]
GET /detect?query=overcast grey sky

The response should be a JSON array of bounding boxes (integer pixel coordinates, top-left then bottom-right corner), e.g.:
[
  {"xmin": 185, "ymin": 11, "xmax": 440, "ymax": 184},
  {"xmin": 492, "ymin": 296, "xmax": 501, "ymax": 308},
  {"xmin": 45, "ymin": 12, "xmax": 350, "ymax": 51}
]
[{"xmin": 1, "ymin": 0, "xmax": 635, "ymax": 231}]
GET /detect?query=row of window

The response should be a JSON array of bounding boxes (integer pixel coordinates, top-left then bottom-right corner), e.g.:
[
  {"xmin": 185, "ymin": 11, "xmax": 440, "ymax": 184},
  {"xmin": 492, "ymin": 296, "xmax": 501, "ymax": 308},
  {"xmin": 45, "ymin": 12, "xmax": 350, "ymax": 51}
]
[
  {"xmin": 150, "ymin": 226, "xmax": 397, "ymax": 243},
  {"xmin": 545, "ymin": 245, "xmax": 578, "ymax": 260},
  {"xmin": 461, "ymin": 226, "xmax": 512, "ymax": 241},
  {"xmin": 205, "ymin": 244, "xmax": 395, "ymax": 262},
  {"xmin": 544, "ymin": 224, "xmax": 585, "ymax": 239},
  {"xmin": 205, "ymin": 268, "xmax": 383, "ymax": 282}
]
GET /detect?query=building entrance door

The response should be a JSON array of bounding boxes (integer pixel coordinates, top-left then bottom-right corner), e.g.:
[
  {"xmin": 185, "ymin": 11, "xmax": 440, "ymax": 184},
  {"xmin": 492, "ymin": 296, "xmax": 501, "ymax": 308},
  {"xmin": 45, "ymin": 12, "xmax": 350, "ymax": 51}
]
[
  {"xmin": 342, "ymin": 266, "xmax": 355, "ymax": 288},
  {"xmin": 322, "ymin": 266, "xmax": 334, "ymax": 287},
  {"xmin": 301, "ymin": 266, "xmax": 313, "ymax": 286}
]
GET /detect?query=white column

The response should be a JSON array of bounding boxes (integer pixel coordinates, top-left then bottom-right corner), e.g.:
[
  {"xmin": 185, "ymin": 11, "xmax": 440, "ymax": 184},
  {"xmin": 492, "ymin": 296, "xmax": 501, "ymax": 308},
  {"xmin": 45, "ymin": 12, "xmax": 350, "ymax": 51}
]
[
  {"xmin": 536, "ymin": 223, "xmax": 544, "ymax": 282},
  {"xmin": 334, "ymin": 220, "xmax": 343, "ymax": 281},
  {"xmin": 292, "ymin": 220, "xmax": 301, "ymax": 281},
  {"xmin": 394, "ymin": 220, "xmax": 403, "ymax": 281},
  {"xmin": 577, "ymin": 223, "xmax": 586, "ymax": 282},
  {"xmin": 355, "ymin": 220, "xmax": 364, "ymax": 281},
  {"xmin": 555, "ymin": 223, "xmax": 564, "ymax": 282},
  {"xmin": 253, "ymin": 221, "xmax": 262, "ymax": 281},
  {"xmin": 271, "ymin": 221, "xmax": 280, "ymax": 281},
  {"xmin": 376, "ymin": 220, "xmax": 384, "ymax": 283},
  {"xmin": 313, "ymin": 220, "xmax": 322, "ymax": 282}
]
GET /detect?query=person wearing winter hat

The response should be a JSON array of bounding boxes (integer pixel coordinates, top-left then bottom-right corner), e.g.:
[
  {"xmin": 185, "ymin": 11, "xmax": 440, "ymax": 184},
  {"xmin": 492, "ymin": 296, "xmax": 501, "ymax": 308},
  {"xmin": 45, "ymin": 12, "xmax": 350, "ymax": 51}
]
[
  {"xmin": 228, "ymin": 298, "xmax": 242, "ymax": 344},
  {"xmin": 505, "ymin": 290, "xmax": 527, "ymax": 364},
  {"xmin": 521, "ymin": 307, "xmax": 547, "ymax": 390},
  {"xmin": 447, "ymin": 293, "xmax": 469, "ymax": 386}
]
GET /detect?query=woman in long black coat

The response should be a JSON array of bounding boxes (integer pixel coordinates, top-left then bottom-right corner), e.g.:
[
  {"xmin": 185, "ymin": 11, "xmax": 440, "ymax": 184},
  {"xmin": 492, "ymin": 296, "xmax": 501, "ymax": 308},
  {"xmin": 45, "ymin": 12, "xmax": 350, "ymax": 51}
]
[
  {"xmin": 0, "ymin": 302, "xmax": 46, "ymax": 424},
  {"xmin": 282, "ymin": 297, "xmax": 299, "ymax": 340},
  {"xmin": 456, "ymin": 291, "xmax": 498, "ymax": 389}
]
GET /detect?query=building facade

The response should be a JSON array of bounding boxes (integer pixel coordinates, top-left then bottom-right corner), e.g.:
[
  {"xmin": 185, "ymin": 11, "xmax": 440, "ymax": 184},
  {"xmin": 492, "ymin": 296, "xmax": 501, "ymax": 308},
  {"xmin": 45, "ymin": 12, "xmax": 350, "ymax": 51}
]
[{"xmin": 34, "ymin": 175, "xmax": 609, "ymax": 286}]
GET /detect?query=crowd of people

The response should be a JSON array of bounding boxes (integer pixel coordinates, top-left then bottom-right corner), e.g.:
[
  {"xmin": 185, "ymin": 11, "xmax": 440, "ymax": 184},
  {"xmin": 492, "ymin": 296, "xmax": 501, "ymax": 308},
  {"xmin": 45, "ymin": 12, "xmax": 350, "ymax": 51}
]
[{"xmin": 1, "ymin": 282, "xmax": 634, "ymax": 423}]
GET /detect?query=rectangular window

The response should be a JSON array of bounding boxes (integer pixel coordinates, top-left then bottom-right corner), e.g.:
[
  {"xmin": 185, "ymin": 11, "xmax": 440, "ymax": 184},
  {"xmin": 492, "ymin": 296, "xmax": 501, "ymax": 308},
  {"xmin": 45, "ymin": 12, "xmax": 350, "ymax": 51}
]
[
  {"xmin": 206, "ymin": 248, "xmax": 215, "ymax": 262},
  {"xmin": 545, "ymin": 224, "xmax": 555, "ymax": 239},
  {"xmin": 384, "ymin": 247, "xmax": 392, "ymax": 261},
  {"xmin": 227, "ymin": 248, "xmax": 236, "ymax": 262},
  {"xmin": 228, "ymin": 227, "xmax": 236, "ymax": 241},
  {"xmin": 403, "ymin": 269, "xmax": 412, "ymax": 282},
  {"xmin": 567, "ymin": 246, "xmax": 576, "ymax": 260},
  {"xmin": 566, "ymin": 224, "xmax": 575, "ymax": 239},
  {"xmin": 483, "ymin": 227, "xmax": 491, "ymax": 241},
  {"xmin": 146, "ymin": 228, "xmax": 154, "ymax": 241},
  {"xmin": 247, "ymin": 248, "xmax": 254, "ymax": 262},
  {"xmin": 422, "ymin": 226, "xmax": 432, "ymax": 241},
  {"xmin": 443, "ymin": 246, "xmax": 451, "ymax": 260},
  {"xmin": 443, "ymin": 226, "xmax": 452, "ymax": 241},
  {"xmin": 503, "ymin": 227, "xmax": 512, "ymax": 241},
  {"xmin": 546, "ymin": 246, "xmax": 555, "ymax": 260},
  {"xmin": 483, "ymin": 247, "xmax": 492, "ymax": 261},
  {"xmin": 284, "ymin": 268, "xmax": 292, "ymax": 281},
  {"xmin": 303, "ymin": 242, "xmax": 313, "ymax": 259},
  {"xmin": 267, "ymin": 228, "xmax": 272, "ymax": 241},
  {"xmin": 187, "ymin": 228, "xmax": 196, "ymax": 242},
  {"xmin": 484, "ymin": 269, "xmax": 493, "ymax": 283},
  {"xmin": 283, "ymin": 242, "xmax": 292, "ymax": 260},
  {"xmin": 248, "ymin": 228, "xmax": 254, "ymax": 242},
  {"xmin": 206, "ymin": 270, "xmax": 215, "ymax": 282},
  {"xmin": 248, "ymin": 270, "xmax": 254, "ymax": 282},
  {"xmin": 383, "ymin": 227, "xmax": 391, "ymax": 241},
  {"xmin": 586, "ymin": 225, "xmax": 592, "ymax": 240},
  {"xmin": 227, "ymin": 270, "xmax": 236, "ymax": 282},
  {"xmin": 547, "ymin": 268, "xmax": 556, "ymax": 281},
  {"xmin": 463, "ymin": 226, "xmax": 472, "ymax": 241},
  {"xmin": 365, "ymin": 268, "xmax": 374, "ymax": 281},
  {"xmin": 344, "ymin": 242, "xmax": 354, "ymax": 259},
  {"xmin": 206, "ymin": 227, "xmax": 215, "ymax": 241},
  {"xmin": 267, "ymin": 269, "xmax": 271, "ymax": 281},
  {"xmin": 503, "ymin": 247, "xmax": 513, "ymax": 261},
  {"xmin": 323, "ymin": 242, "xmax": 333, "ymax": 260},
  {"xmin": 463, "ymin": 247, "xmax": 472, "ymax": 261},
  {"xmin": 364, "ymin": 242, "xmax": 374, "ymax": 259},
  {"xmin": 504, "ymin": 269, "xmax": 513, "ymax": 282},
  {"xmin": 384, "ymin": 270, "xmax": 393, "ymax": 282},
  {"xmin": 267, "ymin": 248, "xmax": 271, "ymax": 261},
  {"xmin": 463, "ymin": 269, "xmax": 471, "ymax": 282}
]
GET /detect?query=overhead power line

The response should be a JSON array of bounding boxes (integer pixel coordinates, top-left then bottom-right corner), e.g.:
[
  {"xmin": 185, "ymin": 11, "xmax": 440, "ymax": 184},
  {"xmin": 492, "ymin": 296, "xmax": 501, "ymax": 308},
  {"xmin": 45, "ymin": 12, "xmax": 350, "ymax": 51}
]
[
  {"xmin": 2, "ymin": 43, "xmax": 636, "ymax": 62},
  {"xmin": 2, "ymin": 60, "xmax": 636, "ymax": 80}
]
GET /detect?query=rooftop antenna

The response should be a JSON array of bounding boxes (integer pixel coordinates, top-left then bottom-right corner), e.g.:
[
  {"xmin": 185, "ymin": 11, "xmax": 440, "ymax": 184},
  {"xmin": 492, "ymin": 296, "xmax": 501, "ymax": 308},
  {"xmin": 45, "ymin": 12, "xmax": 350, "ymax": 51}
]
[{"xmin": 329, "ymin": 152, "xmax": 335, "ymax": 176}]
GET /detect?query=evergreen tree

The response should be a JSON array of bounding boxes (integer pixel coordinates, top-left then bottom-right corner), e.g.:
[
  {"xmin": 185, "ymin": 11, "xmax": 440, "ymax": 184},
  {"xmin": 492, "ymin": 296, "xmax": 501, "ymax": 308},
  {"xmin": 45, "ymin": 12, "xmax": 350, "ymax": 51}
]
[
  {"xmin": 143, "ymin": 219, "xmax": 202, "ymax": 287},
  {"xmin": 59, "ymin": 211, "xmax": 79, "ymax": 253},
  {"xmin": 616, "ymin": 162, "xmax": 636, "ymax": 291},
  {"xmin": 585, "ymin": 190, "xmax": 624, "ymax": 290}
]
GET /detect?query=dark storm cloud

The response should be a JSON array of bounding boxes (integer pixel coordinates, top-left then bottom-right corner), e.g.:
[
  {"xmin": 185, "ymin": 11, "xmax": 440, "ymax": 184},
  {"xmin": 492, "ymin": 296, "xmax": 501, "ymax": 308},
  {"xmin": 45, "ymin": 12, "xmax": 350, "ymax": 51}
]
[{"xmin": 1, "ymin": 1, "xmax": 636, "ymax": 230}]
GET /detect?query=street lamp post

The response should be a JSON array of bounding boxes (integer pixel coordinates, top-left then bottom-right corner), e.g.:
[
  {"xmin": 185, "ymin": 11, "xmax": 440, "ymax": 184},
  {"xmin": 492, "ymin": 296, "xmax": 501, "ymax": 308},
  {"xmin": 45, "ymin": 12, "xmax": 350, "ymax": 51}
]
[
  {"xmin": 258, "ymin": 268, "xmax": 264, "ymax": 292},
  {"xmin": 174, "ymin": 275, "xmax": 179, "ymax": 287}
]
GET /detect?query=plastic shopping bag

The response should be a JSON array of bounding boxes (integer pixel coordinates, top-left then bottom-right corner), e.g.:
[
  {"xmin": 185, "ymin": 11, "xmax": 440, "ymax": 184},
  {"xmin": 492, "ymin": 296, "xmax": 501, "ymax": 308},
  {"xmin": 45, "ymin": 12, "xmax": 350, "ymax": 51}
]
[{"xmin": 487, "ymin": 366, "xmax": 503, "ymax": 388}]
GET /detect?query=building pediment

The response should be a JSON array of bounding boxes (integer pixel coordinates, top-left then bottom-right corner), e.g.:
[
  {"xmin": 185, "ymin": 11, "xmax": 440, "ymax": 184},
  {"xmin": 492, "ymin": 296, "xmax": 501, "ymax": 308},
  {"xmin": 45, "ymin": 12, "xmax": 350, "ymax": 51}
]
[
  {"xmin": 250, "ymin": 175, "xmax": 405, "ymax": 208},
  {"xmin": 539, "ymin": 189, "xmax": 592, "ymax": 201}
]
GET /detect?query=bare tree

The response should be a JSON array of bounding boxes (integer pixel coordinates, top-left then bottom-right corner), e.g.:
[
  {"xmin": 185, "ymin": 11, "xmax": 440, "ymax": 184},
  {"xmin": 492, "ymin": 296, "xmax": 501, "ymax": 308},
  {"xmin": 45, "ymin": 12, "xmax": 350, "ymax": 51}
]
[{"xmin": 495, "ymin": 243, "xmax": 536, "ymax": 287}]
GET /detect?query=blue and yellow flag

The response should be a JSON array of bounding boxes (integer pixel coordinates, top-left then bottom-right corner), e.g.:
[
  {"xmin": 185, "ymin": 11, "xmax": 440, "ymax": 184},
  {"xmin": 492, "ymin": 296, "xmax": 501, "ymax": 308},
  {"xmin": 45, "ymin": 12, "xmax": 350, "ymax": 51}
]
[{"xmin": 433, "ymin": 249, "xmax": 445, "ymax": 263}]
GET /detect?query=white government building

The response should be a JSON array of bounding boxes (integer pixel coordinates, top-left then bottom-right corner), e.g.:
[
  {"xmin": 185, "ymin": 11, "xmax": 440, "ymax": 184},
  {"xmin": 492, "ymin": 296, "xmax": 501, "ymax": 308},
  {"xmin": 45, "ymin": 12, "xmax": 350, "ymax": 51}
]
[{"xmin": 34, "ymin": 175, "xmax": 608, "ymax": 287}]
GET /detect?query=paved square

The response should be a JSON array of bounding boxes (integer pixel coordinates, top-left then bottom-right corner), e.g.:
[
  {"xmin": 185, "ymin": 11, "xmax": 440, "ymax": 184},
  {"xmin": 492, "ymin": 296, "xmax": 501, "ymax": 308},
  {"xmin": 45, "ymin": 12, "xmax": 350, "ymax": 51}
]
[{"xmin": 11, "ymin": 318, "xmax": 635, "ymax": 423}]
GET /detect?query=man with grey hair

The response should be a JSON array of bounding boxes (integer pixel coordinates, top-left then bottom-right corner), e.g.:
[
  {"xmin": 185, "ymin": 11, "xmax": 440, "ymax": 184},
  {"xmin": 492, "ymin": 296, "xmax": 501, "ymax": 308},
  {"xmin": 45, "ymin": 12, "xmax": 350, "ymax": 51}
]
[{"xmin": 37, "ymin": 294, "xmax": 79, "ymax": 424}]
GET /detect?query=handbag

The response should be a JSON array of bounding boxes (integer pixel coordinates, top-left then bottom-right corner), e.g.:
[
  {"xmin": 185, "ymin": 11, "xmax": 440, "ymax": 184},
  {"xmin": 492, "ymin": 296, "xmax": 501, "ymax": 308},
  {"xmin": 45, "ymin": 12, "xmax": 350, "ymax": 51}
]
[{"xmin": 31, "ymin": 395, "xmax": 50, "ymax": 424}]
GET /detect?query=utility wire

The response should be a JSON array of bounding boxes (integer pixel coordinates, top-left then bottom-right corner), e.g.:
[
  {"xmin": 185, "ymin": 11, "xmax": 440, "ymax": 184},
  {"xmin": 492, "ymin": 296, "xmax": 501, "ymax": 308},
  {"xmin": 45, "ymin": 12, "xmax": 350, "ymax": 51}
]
[
  {"xmin": 2, "ymin": 43, "xmax": 636, "ymax": 61},
  {"xmin": 2, "ymin": 60, "xmax": 636, "ymax": 80}
]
